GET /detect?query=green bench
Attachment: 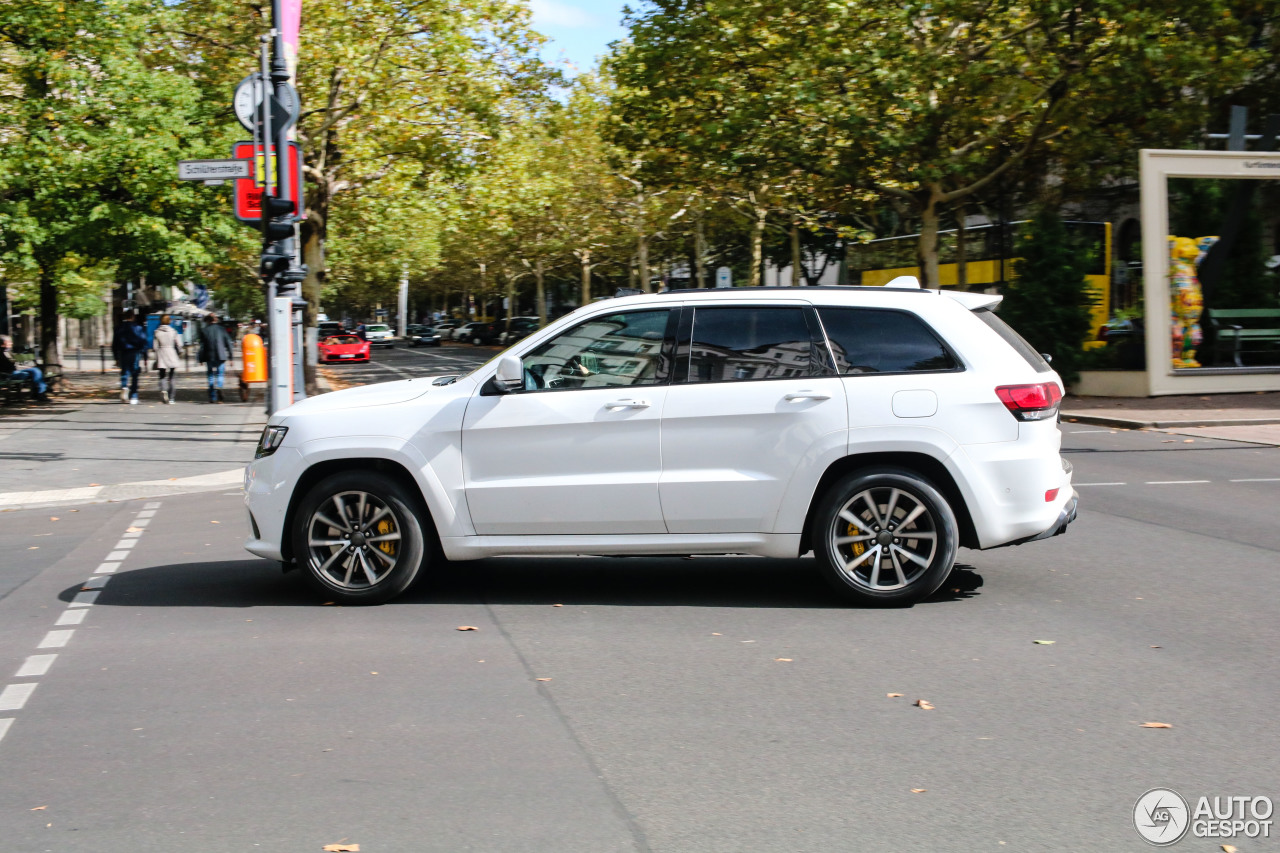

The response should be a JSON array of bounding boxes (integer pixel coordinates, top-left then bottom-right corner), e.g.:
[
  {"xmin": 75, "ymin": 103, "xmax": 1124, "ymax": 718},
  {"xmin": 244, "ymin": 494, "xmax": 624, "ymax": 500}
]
[{"xmin": 1208, "ymin": 308, "xmax": 1280, "ymax": 367}]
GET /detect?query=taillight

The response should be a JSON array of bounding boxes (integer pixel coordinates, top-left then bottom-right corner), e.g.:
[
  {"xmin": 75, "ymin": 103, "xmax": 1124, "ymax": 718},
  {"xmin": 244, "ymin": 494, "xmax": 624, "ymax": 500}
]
[{"xmin": 995, "ymin": 382, "xmax": 1063, "ymax": 421}]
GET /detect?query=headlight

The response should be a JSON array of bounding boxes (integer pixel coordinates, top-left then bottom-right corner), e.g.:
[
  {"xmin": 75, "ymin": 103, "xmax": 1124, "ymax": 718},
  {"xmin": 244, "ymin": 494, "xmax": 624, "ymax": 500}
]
[{"xmin": 255, "ymin": 425, "xmax": 289, "ymax": 459}]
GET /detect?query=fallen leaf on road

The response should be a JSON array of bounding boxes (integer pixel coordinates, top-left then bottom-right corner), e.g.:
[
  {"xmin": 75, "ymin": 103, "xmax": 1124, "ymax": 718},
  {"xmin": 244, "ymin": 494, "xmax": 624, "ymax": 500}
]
[
  {"xmin": 1033, "ymin": 640, "xmax": 1056, "ymax": 645},
  {"xmin": 535, "ymin": 677, "xmax": 552, "ymax": 682},
  {"xmin": 711, "ymin": 633, "xmax": 722, "ymax": 636},
  {"xmin": 30, "ymin": 805, "xmax": 47, "ymax": 811},
  {"xmin": 210, "ymin": 520, "xmax": 220, "ymax": 524},
  {"xmin": 88, "ymin": 483, "xmax": 99, "ymax": 487},
  {"xmin": 1183, "ymin": 439, "xmax": 1195, "ymax": 443},
  {"xmin": 322, "ymin": 845, "xmax": 359, "ymax": 852},
  {"xmin": 321, "ymin": 602, "xmax": 336, "ymax": 606},
  {"xmin": 1222, "ymin": 845, "xmax": 1238, "ymax": 852},
  {"xmin": 457, "ymin": 626, "xmax": 478, "ymax": 631},
  {"xmin": 49, "ymin": 517, "xmax": 58, "ymax": 521},
  {"xmin": 775, "ymin": 658, "xmax": 792, "ymax": 662},
  {"xmin": 916, "ymin": 700, "xmax": 935, "ymax": 710},
  {"xmin": 552, "ymin": 603, "xmax": 563, "ymax": 607},
  {"xmin": 126, "ymin": 527, "xmax": 142, "ymax": 532},
  {"xmin": 1140, "ymin": 722, "xmax": 1172, "ymax": 728},
  {"xmin": 370, "ymin": 672, "xmax": 378, "ymax": 675},
  {"xmin": 1151, "ymin": 645, "xmax": 1162, "ymax": 649},
  {"xmin": 27, "ymin": 546, "xmax": 37, "ymax": 550},
  {"xmin": 887, "ymin": 693, "xmax": 903, "ymax": 698},
  {"xmin": 910, "ymin": 788, "xmax": 926, "ymax": 794}
]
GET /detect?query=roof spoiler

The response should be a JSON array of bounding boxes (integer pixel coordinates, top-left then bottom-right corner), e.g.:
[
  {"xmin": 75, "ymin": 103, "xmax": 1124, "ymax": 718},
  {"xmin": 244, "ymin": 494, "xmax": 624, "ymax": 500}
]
[{"xmin": 943, "ymin": 290, "xmax": 1003, "ymax": 310}]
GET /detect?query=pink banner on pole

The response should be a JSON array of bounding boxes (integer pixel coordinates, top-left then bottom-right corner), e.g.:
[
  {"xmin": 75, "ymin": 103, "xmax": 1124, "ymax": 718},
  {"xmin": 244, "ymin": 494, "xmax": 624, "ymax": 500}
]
[{"xmin": 280, "ymin": 0, "xmax": 301, "ymax": 80}]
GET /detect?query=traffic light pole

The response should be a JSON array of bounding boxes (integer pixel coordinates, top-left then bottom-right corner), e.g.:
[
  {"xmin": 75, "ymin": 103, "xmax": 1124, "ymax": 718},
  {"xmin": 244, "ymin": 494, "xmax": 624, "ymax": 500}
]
[{"xmin": 259, "ymin": 0, "xmax": 306, "ymax": 415}]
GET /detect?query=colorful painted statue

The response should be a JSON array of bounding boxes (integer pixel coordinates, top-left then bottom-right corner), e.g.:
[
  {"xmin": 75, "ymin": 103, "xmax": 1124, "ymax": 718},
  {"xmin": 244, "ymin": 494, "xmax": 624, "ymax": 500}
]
[{"xmin": 1168, "ymin": 235, "xmax": 1219, "ymax": 369}]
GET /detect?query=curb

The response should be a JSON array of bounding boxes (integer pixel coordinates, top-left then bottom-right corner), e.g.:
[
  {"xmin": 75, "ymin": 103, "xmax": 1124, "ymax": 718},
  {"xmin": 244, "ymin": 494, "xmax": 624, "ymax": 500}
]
[{"xmin": 1062, "ymin": 413, "xmax": 1280, "ymax": 429}]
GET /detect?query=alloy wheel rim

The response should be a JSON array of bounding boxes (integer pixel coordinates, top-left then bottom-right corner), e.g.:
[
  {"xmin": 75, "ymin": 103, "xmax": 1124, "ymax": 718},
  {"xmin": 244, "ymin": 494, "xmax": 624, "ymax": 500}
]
[
  {"xmin": 829, "ymin": 486, "xmax": 938, "ymax": 591},
  {"xmin": 305, "ymin": 490, "xmax": 402, "ymax": 590}
]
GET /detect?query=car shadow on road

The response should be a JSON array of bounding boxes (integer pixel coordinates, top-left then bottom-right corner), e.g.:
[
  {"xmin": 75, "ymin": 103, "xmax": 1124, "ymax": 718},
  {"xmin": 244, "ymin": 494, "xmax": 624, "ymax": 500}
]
[{"xmin": 63, "ymin": 556, "xmax": 983, "ymax": 609}]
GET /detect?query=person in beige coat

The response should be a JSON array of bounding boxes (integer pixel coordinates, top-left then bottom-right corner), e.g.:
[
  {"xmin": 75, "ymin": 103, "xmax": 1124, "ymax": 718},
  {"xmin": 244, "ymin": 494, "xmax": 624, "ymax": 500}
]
[{"xmin": 152, "ymin": 315, "xmax": 183, "ymax": 404}]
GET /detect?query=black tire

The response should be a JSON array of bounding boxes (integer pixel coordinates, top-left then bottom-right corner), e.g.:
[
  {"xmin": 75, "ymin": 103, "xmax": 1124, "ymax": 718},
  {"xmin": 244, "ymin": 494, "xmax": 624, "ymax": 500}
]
[
  {"xmin": 471, "ymin": 336, "xmax": 482, "ymax": 346},
  {"xmin": 812, "ymin": 468, "xmax": 958, "ymax": 607},
  {"xmin": 292, "ymin": 471, "xmax": 427, "ymax": 605}
]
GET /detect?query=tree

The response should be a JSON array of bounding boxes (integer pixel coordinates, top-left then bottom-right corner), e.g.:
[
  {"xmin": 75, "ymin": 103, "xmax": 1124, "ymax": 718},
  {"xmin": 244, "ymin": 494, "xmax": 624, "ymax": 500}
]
[
  {"xmin": 610, "ymin": 0, "xmax": 1260, "ymax": 286},
  {"xmin": 1000, "ymin": 210, "xmax": 1095, "ymax": 383},
  {"xmin": 0, "ymin": 0, "xmax": 244, "ymax": 367}
]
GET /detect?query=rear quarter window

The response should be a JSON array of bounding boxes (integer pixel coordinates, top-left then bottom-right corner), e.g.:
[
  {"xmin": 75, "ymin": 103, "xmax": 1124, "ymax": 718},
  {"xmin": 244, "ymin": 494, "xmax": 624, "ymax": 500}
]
[
  {"xmin": 972, "ymin": 308, "xmax": 1053, "ymax": 373},
  {"xmin": 816, "ymin": 307, "xmax": 960, "ymax": 374}
]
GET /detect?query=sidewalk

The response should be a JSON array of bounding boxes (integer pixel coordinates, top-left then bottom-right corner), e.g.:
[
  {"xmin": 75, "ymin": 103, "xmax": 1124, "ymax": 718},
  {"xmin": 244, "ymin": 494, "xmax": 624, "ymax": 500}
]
[
  {"xmin": 1062, "ymin": 390, "xmax": 1280, "ymax": 445},
  {"xmin": 0, "ymin": 368, "xmax": 268, "ymax": 511}
]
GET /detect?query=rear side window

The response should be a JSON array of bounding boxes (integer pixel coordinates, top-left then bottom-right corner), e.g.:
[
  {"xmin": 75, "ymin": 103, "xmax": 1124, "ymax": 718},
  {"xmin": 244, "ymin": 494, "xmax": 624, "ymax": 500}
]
[
  {"xmin": 686, "ymin": 306, "xmax": 822, "ymax": 382},
  {"xmin": 817, "ymin": 307, "xmax": 959, "ymax": 374},
  {"xmin": 972, "ymin": 308, "xmax": 1052, "ymax": 373}
]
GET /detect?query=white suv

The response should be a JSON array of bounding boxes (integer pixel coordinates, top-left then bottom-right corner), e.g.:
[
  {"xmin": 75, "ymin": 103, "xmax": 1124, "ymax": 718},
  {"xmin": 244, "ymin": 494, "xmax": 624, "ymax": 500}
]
[{"xmin": 245, "ymin": 285, "xmax": 1076, "ymax": 606}]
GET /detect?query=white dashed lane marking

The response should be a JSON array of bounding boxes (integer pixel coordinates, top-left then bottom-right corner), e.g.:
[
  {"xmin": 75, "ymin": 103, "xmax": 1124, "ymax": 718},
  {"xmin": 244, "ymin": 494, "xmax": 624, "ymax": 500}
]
[
  {"xmin": 0, "ymin": 502, "xmax": 161, "ymax": 748},
  {"xmin": 16, "ymin": 655, "xmax": 57, "ymax": 678}
]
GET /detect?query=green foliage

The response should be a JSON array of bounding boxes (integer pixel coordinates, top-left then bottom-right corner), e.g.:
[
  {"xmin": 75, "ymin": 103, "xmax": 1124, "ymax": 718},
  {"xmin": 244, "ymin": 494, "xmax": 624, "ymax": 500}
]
[{"xmin": 1001, "ymin": 211, "xmax": 1096, "ymax": 383}]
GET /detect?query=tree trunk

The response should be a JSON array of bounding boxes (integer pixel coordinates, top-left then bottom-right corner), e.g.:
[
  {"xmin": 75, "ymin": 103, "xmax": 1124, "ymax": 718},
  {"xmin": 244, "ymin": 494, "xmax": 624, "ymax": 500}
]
[
  {"xmin": 637, "ymin": 232, "xmax": 651, "ymax": 293},
  {"xmin": 916, "ymin": 191, "xmax": 943, "ymax": 289},
  {"xmin": 505, "ymin": 274, "xmax": 516, "ymax": 333},
  {"xmin": 955, "ymin": 202, "xmax": 968, "ymax": 291},
  {"xmin": 750, "ymin": 205, "xmax": 766, "ymax": 287},
  {"xmin": 790, "ymin": 217, "xmax": 802, "ymax": 287},
  {"xmin": 579, "ymin": 250, "xmax": 591, "ymax": 307},
  {"xmin": 535, "ymin": 259, "xmax": 546, "ymax": 327},
  {"xmin": 300, "ymin": 211, "xmax": 326, "ymax": 394},
  {"xmin": 694, "ymin": 216, "xmax": 708, "ymax": 288},
  {"xmin": 39, "ymin": 264, "xmax": 59, "ymax": 370}
]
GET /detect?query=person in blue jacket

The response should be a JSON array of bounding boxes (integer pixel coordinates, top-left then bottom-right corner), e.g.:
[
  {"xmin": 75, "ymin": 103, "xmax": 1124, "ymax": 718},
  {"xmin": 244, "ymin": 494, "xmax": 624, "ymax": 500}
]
[{"xmin": 111, "ymin": 310, "xmax": 147, "ymax": 405}]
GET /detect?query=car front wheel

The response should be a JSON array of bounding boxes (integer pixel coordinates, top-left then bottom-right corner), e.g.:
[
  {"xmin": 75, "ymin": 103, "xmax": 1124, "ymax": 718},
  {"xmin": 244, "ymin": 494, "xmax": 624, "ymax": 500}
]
[
  {"xmin": 812, "ymin": 468, "xmax": 958, "ymax": 607},
  {"xmin": 292, "ymin": 471, "xmax": 427, "ymax": 605}
]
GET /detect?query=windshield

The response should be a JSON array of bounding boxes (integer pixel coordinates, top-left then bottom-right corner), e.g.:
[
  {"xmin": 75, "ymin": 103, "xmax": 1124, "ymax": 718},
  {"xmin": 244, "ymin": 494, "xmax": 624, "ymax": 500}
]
[
  {"xmin": 323, "ymin": 335, "xmax": 361, "ymax": 345},
  {"xmin": 366, "ymin": 325, "xmax": 390, "ymax": 332}
]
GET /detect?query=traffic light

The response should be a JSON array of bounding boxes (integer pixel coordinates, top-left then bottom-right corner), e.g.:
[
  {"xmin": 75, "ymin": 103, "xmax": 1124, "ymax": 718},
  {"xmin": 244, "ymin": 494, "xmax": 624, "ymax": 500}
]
[
  {"xmin": 261, "ymin": 194, "xmax": 295, "ymax": 241},
  {"xmin": 259, "ymin": 244, "xmax": 292, "ymax": 278}
]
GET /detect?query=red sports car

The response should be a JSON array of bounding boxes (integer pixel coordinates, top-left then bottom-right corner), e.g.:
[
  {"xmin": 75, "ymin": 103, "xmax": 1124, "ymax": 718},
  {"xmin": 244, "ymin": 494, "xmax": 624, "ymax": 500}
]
[{"xmin": 318, "ymin": 334, "xmax": 370, "ymax": 363}]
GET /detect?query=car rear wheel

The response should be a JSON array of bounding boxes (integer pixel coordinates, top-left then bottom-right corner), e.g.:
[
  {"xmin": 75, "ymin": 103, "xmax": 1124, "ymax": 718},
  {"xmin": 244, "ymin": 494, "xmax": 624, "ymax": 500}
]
[
  {"xmin": 292, "ymin": 471, "xmax": 427, "ymax": 605},
  {"xmin": 813, "ymin": 468, "xmax": 958, "ymax": 607}
]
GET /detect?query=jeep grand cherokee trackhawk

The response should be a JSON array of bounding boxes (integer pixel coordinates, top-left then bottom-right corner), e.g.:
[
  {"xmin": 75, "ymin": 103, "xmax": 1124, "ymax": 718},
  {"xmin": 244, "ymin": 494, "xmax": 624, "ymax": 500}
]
[{"xmin": 244, "ymin": 285, "xmax": 1076, "ymax": 606}]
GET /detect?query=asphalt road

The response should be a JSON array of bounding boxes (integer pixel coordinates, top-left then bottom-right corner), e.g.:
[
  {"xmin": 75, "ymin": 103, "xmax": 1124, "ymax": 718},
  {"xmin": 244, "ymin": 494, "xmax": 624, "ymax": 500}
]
[{"xmin": 1, "ymin": 346, "xmax": 1277, "ymax": 852}]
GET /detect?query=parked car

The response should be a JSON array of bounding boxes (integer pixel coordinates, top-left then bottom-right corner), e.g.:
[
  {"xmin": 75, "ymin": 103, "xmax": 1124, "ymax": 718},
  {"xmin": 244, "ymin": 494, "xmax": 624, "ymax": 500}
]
[
  {"xmin": 409, "ymin": 325, "xmax": 444, "ymax": 347},
  {"xmin": 245, "ymin": 283, "xmax": 1076, "ymax": 606},
  {"xmin": 498, "ymin": 317, "xmax": 540, "ymax": 346},
  {"xmin": 362, "ymin": 323, "xmax": 395, "ymax": 347},
  {"xmin": 317, "ymin": 334, "xmax": 370, "ymax": 364},
  {"xmin": 454, "ymin": 321, "xmax": 498, "ymax": 345}
]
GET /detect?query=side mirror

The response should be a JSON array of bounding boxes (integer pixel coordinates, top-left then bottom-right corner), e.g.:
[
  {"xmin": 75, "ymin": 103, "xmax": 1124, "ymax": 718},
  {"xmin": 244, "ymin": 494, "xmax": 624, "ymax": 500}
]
[{"xmin": 494, "ymin": 355, "xmax": 523, "ymax": 394}]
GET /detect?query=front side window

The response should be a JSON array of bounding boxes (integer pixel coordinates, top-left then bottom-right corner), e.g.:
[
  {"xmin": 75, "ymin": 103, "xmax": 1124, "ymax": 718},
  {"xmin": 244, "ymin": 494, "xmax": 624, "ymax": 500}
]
[
  {"xmin": 686, "ymin": 306, "xmax": 821, "ymax": 382},
  {"xmin": 522, "ymin": 309, "xmax": 671, "ymax": 390},
  {"xmin": 818, "ymin": 307, "xmax": 959, "ymax": 374}
]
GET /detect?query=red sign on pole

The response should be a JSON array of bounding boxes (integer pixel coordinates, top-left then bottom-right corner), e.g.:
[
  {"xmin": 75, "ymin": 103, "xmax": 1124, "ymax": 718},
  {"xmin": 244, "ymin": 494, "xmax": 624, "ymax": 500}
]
[{"xmin": 233, "ymin": 141, "xmax": 304, "ymax": 223}]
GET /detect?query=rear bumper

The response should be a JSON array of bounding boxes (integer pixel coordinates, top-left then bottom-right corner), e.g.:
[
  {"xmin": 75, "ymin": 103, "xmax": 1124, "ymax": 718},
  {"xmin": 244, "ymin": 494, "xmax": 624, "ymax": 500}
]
[{"xmin": 1005, "ymin": 493, "xmax": 1078, "ymax": 546}]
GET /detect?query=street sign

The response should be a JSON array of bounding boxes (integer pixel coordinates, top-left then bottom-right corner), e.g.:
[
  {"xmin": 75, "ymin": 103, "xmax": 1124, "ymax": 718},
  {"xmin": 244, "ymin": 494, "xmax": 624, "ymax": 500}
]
[
  {"xmin": 233, "ymin": 141, "xmax": 304, "ymax": 223},
  {"xmin": 715, "ymin": 266, "xmax": 732, "ymax": 288},
  {"xmin": 178, "ymin": 159, "xmax": 251, "ymax": 181},
  {"xmin": 233, "ymin": 73, "xmax": 299, "ymax": 134}
]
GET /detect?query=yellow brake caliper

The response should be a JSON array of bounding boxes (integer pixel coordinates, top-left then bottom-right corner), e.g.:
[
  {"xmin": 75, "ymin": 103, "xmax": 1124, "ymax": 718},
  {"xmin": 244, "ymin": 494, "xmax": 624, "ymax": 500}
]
[
  {"xmin": 377, "ymin": 518, "xmax": 397, "ymax": 556},
  {"xmin": 847, "ymin": 522, "xmax": 865, "ymax": 558}
]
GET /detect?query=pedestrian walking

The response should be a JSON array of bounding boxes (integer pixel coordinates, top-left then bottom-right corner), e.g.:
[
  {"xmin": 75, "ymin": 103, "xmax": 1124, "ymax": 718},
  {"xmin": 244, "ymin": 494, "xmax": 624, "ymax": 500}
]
[
  {"xmin": 197, "ymin": 313, "xmax": 234, "ymax": 403},
  {"xmin": 112, "ymin": 310, "xmax": 147, "ymax": 405},
  {"xmin": 0, "ymin": 336, "xmax": 50, "ymax": 403},
  {"xmin": 152, "ymin": 314, "xmax": 182, "ymax": 405}
]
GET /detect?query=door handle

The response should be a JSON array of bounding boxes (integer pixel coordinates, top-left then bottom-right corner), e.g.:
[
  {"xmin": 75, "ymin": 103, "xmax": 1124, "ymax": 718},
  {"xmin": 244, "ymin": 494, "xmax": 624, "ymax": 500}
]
[
  {"xmin": 604, "ymin": 399, "xmax": 650, "ymax": 410},
  {"xmin": 784, "ymin": 391, "xmax": 831, "ymax": 401}
]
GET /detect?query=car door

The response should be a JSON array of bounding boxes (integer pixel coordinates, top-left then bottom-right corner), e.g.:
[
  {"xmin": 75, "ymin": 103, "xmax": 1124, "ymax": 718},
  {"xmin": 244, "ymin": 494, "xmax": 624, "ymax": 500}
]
[
  {"xmin": 461, "ymin": 307, "xmax": 677, "ymax": 535},
  {"xmin": 659, "ymin": 303, "xmax": 847, "ymax": 534}
]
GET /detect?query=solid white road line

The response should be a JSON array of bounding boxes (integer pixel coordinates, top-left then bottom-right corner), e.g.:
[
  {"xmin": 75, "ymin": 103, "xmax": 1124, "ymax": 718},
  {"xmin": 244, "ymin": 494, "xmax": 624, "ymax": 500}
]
[
  {"xmin": 1230, "ymin": 478, "xmax": 1280, "ymax": 482},
  {"xmin": 0, "ymin": 683, "xmax": 37, "ymax": 712},
  {"xmin": 1075, "ymin": 482, "xmax": 1127, "ymax": 486},
  {"xmin": 16, "ymin": 655, "xmax": 56, "ymax": 678},
  {"xmin": 38, "ymin": 630, "xmax": 74, "ymax": 649},
  {"xmin": 1146, "ymin": 480, "xmax": 1210, "ymax": 485}
]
